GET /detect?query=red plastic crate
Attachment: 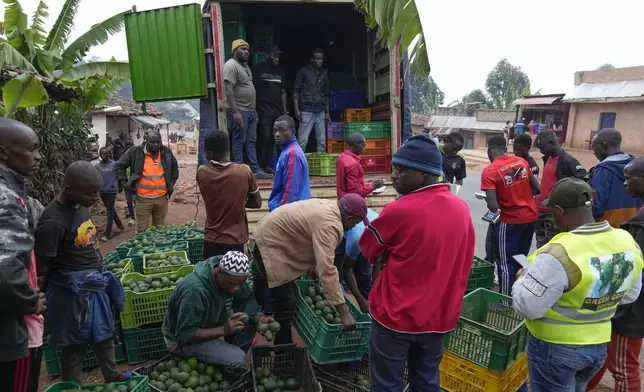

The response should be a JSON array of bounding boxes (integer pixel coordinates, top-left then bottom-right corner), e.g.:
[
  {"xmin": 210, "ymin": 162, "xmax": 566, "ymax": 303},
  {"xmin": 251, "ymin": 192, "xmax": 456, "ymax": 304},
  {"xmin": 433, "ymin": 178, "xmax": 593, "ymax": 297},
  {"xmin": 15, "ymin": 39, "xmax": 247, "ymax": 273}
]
[{"xmin": 360, "ymin": 155, "xmax": 392, "ymax": 174}]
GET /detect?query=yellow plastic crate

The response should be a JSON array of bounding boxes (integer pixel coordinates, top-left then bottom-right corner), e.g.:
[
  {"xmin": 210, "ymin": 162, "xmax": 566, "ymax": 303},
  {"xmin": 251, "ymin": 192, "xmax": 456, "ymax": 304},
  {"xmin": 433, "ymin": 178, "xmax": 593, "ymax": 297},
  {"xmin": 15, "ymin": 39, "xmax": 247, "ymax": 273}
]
[{"xmin": 440, "ymin": 352, "xmax": 528, "ymax": 392}]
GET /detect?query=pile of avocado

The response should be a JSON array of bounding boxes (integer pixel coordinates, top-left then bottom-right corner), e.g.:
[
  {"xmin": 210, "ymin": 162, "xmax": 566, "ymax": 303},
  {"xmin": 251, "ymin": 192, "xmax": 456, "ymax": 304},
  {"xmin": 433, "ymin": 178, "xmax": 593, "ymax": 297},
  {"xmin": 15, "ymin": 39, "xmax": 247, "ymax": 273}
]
[
  {"xmin": 147, "ymin": 224, "xmax": 193, "ymax": 236},
  {"xmin": 123, "ymin": 274, "xmax": 182, "ymax": 293},
  {"xmin": 178, "ymin": 230, "xmax": 204, "ymax": 241},
  {"xmin": 105, "ymin": 260, "xmax": 129, "ymax": 275},
  {"xmin": 354, "ymin": 374, "xmax": 369, "ymax": 388},
  {"xmin": 148, "ymin": 357, "xmax": 234, "ymax": 392},
  {"xmin": 256, "ymin": 321, "xmax": 281, "ymax": 342},
  {"xmin": 146, "ymin": 254, "xmax": 190, "ymax": 269},
  {"xmin": 131, "ymin": 244, "xmax": 185, "ymax": 257},
  {"xmin": 254, "ymin": 367, "xmax": 301, "ymax": 392},
  {"xmin": 60, "ymin": 379, "xmax": 139, "ymax": 391},
  {"xmin": 302, "ymin": 285, "xmax": 342, "ymax": 325}
]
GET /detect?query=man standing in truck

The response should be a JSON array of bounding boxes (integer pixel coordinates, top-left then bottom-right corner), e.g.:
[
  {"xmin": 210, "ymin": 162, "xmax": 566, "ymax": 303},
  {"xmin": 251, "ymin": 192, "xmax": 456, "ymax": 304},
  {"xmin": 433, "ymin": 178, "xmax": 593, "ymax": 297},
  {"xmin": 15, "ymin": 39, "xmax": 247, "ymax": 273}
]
[
  {"xmin": 293, "ymin": 48, "xmax": 330, "ymax": 153},
  {"xmin": 252, "ymin": 45, "xmax": 288, "ymax": 175},
  {"xmin": 223, "ymin": 39, "xmax": 272, "ymax": 179}
]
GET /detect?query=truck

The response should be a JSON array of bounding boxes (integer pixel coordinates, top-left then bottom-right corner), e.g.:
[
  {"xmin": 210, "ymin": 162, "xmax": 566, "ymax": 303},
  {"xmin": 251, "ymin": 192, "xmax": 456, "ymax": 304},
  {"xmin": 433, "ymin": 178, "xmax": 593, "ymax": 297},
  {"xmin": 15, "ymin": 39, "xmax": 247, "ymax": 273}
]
[{"xmin": 124, "ymin": 0, "xmax": 428, "ymax": 169}]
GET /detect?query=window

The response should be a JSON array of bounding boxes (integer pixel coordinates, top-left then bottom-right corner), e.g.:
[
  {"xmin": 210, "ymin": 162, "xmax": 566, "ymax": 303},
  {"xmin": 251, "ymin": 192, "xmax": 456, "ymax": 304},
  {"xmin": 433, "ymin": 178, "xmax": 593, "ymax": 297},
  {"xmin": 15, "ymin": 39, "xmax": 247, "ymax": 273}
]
[{"xmin": 598, "ymin": 112, "xmax": 617, "ymax": 130}]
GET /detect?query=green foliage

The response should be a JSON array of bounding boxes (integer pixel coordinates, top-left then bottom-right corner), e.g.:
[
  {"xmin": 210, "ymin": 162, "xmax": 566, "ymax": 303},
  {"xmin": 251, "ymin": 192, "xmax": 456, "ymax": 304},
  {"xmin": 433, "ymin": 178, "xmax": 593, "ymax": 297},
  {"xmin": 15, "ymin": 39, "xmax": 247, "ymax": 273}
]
[
  {"xmin": 2, "ymin": 72, "xmax": 48, "ymax": 116},
  {"xmin": 410, "ymin": 75, "xmax": 444, "ymax": 114},
  {"xmin": 457, "ymin": 89, "xmax": 491, "ymax": 111},
  {"xmin": 597, "ymin": 63, "xmax": 615, "ymax": 70},
  {"xmin": 59, "ymin": 61, "xmax": 130, "ymax": 81},
  {"xmin": 59, "ymin": 12, "xmax": 125, "ymax": 69},
  {"xmin": 355, "ymin": 0, "xmax": 429, "ymax": 76},
  {"xmin": 485, "ymin": 59, "xmax": 530, "ymax": 109},
  {"xmin": 43, "ymin": 0, "xmax": 80, "ymax": 53},
  {"xmin": 26, "ymin": 102, "xmax": 92, "ymax": 204}
]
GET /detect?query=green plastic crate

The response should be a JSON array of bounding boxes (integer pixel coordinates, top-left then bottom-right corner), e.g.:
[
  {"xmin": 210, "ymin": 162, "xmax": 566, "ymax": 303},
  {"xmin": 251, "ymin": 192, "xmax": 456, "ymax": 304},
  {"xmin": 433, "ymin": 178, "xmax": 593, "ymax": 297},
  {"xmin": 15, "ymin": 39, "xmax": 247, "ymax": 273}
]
[
  {"xmin": 120, "ymin": 266, "xmax": 194, "ymax": 328},
  {"xmin": 143, "ymin": 250, "xmax": 190, "ymax": 275},
  {"xmin": 115, "ymin": 242, "xmax": 131, "ymax": 259},
  {"xmin": 44, "ymin": 376, "xmax": 148, "ymax": 392},
  {"xmin": 43, "ymin": 328, "xmax": 125, "ymax": 377},
  {"xmin": 294, "ymin": 280, "xmax": 371, "ymax": 364},
  {"xmin": 467, "ymin": 256, "xmax": 495, "ymax": 292},
  {"xmin": 126, "ymin": 242, "xmax": 188, "ymax": 273},
  {"xmin": 176, "ymin": 228, "xmax": 205, "ymax": 263},
  {"xmin": 122, "ymin": 326, "xmax": 168, "ymax": 364},
  {"xmin": 444, "ymin": 288, "xmax": 528, "ymax": 372},
  {"xmin": 305, "ymin": 153, "xmax": 340, "ymax": 177},
  {"xmin": 343, "ymin": 122, "xmax": 391, "ymax": 139}
]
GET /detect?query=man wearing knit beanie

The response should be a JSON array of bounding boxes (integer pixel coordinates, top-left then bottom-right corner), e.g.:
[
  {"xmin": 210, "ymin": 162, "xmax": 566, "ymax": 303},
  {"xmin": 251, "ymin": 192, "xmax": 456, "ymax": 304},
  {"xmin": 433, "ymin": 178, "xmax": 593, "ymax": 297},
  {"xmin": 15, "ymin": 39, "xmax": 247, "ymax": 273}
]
[{"xmin": 359, "ymin": 134, "xmax": 476, "ymax": 391}]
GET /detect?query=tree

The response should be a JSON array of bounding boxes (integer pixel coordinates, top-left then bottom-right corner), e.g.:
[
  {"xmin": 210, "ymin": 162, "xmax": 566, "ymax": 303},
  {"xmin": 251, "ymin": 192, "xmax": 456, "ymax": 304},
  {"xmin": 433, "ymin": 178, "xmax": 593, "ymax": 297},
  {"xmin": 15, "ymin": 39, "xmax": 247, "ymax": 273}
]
[
  {"xmin": 460, "ymin": 89, "xmax": 489, "ymax": 109},
  {"xmin": 485, "ymin": 59, "xmax": 530, "ymax": 109},
  {"xmin": 409, "ymin": 76, "xmax": 444, "ymax": 114},
  {"xmin": 355, "ymin": 0, "xmax": 429, "ymax": 76},
  {"xmin": 0, "ymin": 0, "xmax": 131, "ymax": 114},
  {"xmin": 597, "ymin": 63, "xmax": 615, "ymax": 70}
]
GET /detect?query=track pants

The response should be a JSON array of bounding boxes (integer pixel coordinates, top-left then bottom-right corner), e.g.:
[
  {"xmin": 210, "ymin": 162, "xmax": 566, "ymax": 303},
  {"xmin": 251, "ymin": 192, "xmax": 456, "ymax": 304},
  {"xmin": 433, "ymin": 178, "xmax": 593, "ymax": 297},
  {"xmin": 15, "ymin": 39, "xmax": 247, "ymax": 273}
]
[
  {"xmin": 586, "ymin": 331, "xmax": 643, "ymax": 392},
  {"xmin": 0, "ymin": 347, "xmax": 42, "ymax": 392},
  {"xmin": 493, "ymin": 222, "xmax": 535, "ymax": 295}
]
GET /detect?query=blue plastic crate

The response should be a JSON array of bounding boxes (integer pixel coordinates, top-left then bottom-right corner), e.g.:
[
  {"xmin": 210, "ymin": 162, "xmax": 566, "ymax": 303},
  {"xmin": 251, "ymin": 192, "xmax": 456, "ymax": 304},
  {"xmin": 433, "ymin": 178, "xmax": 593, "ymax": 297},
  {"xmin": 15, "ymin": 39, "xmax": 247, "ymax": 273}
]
[{"xmin": 330, "ymin": 92, "xmax": 365, "ymax": 111}]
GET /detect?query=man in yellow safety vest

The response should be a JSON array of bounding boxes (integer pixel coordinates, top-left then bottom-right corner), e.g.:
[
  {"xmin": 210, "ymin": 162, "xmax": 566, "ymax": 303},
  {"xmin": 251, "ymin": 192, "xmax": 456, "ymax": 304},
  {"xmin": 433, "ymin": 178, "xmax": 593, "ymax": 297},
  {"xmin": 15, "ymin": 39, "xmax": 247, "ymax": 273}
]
[{"xmin": 512, "ymin": 177, "xmax": 643, "ymax": 392}]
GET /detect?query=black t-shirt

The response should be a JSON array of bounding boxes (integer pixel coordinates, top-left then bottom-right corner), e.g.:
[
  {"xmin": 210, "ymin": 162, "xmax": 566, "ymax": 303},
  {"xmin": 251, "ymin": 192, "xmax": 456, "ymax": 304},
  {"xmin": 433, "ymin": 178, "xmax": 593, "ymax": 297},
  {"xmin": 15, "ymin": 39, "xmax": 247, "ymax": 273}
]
[
  {"xmin": 35, "ymin": 200, "xmax": 103, "ymax": 271},
  {"xmin": 251, "ymin": 62, "xmax": 287, "ymax": 119},
  {"xmin": 441, "ymin": 149, "xmax": 467, "ymax": 183},
  {"xmin": 524, "ymin": 155, "xmax": 540, "ymax": 178}
]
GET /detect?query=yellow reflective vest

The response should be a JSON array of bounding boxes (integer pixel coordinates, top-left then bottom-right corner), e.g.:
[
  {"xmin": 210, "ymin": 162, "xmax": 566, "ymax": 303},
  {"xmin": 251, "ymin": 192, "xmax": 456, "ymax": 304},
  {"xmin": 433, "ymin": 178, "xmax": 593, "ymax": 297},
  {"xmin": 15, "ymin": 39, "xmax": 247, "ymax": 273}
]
[{"xmin": 526, "ymin": 227, "xmax": 643, "ymax": 345}]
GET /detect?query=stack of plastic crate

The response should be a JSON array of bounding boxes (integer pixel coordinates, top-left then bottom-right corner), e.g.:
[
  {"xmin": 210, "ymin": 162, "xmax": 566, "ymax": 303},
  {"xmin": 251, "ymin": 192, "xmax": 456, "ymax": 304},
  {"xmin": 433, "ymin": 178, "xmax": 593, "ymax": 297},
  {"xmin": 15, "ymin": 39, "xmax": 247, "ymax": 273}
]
[
  {"xmin": 341, "ymin": 116, "xmax": 392, "ymax": 174},
  {"xmin": 441, "ymin": 288, "xmax": 529, "ymax": 392}
]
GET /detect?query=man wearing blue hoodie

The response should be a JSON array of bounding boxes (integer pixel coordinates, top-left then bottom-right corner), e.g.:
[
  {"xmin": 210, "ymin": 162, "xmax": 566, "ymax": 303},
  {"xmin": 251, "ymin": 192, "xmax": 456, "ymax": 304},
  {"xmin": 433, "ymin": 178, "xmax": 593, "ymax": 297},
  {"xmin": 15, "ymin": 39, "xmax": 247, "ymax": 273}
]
[
  {"xmin": 590, "ymin": 128, "xmax": 642, "ymax": 228},
  {"xmin": 268, "ymin": 115, "xmax": 310, "ymax": 211}
]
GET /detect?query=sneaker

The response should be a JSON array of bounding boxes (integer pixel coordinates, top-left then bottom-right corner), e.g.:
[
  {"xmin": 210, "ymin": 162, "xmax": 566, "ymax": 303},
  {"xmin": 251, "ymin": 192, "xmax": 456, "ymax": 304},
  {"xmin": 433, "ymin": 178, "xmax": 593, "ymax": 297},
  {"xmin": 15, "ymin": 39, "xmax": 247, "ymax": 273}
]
[
  {"xmin": 264, "ymin": 166, "xmax": 275, "ymax": 175},
  {"xmin": 100, "ymin": 236, "xmax": 109, "ymax": 243},
  {"xmin": 254, "ymin": 171, "xmax": 274, "ymax": 179},
  {"xmin": 128, "ymin": 219, "xmax": 135, "ymax": 227}
]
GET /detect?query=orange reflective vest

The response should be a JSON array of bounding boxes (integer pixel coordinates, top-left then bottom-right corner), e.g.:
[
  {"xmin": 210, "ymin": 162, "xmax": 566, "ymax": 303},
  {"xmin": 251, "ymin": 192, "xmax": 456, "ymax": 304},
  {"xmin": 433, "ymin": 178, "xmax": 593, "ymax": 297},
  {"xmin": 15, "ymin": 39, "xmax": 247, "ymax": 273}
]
[{"xmin": 137, "ymin": 153, "xmax": 167, "ymax": 198}]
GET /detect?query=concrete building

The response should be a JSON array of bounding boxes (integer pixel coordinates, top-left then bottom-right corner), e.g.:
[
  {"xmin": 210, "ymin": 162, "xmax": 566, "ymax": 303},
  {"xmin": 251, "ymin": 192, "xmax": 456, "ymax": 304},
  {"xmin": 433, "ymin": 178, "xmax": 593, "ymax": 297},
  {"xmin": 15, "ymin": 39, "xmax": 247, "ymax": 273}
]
[
  {"xmin": 91, "ymin": 96, "xmax": 170, "ymax": 149},
  {"xmin": 563, "ymin": 66, "xmax": 644, "ymax": 153},
  {"xmin": 426, "ymin": 109, "xmax": 513, "ymax": 149}
]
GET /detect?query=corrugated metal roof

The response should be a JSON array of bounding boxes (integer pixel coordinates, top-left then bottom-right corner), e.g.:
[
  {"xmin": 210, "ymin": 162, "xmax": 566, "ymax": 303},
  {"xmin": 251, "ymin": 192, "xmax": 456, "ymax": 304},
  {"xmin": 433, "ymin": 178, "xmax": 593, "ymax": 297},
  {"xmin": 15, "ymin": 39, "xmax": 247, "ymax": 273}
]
[
  {"xmin": 131, "ymin": 115, "xmax": 172, "ymax": 128},
  {"xmin": 563, "ymin": 81, "xmax": 644, "ymax": 102},
  {"xmin": 513, "ymin": 96, "xmax": 562, "ymax": 106},
  {"xmin": 428, "ymin": 116, "xmax": 505, "ymax": 133},
  {"xmin": 125, "ymin": 4, "xmax": 207, "ymax": 102}
]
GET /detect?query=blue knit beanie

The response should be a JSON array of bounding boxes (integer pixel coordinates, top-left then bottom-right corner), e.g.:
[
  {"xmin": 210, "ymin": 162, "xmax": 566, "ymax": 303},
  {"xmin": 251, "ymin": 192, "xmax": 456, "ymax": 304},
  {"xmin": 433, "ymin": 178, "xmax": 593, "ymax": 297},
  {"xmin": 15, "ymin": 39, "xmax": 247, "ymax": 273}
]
[{"xmin": 392, "ymin": 134, "xmax": 443, "ymax": 176}]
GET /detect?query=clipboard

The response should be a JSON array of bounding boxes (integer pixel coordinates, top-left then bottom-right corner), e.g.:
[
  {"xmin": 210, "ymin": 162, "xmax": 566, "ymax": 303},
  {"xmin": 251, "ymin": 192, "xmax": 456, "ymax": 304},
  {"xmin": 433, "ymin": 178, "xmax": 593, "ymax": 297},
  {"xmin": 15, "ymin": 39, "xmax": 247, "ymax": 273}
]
[
  {"xmin": 512, "ymin": 254, "xmax": 529, "ymax": 269},
  {"xmin": 482, "ymin": 210, "xmax": 500, "ymax": 224}
]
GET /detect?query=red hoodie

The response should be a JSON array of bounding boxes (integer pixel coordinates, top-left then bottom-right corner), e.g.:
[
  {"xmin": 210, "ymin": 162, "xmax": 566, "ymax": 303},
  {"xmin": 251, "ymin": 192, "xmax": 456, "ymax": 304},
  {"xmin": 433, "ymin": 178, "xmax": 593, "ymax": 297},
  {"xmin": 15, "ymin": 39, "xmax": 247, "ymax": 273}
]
[{"xmin": 359, "ymin": 184, "xmax": 475, "ymax": 333}]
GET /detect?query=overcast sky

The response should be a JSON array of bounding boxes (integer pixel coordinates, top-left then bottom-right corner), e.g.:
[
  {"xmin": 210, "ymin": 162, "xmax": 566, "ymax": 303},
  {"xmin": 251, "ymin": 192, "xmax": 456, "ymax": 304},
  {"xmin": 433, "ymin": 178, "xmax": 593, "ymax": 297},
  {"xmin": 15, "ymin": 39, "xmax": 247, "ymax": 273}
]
[{"xmin": 18, "ymin": 0, "xmax": 644, "ymax": 103}]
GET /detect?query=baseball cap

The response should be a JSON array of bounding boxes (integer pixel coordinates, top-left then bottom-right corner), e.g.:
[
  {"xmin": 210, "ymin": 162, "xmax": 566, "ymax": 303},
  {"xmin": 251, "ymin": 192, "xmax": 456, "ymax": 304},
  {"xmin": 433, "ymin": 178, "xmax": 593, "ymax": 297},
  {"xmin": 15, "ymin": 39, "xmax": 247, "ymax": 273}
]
[
  {"xmin": 268, "ymin": 45, "xmax": 283, "ymax": 55},
  {"xmin": 338, "ymin": 194, "xmax": 369, "ymax": 225},
  {"xmin": 542, "ymin": 177, "xmax": 593, "ymax": 209}
]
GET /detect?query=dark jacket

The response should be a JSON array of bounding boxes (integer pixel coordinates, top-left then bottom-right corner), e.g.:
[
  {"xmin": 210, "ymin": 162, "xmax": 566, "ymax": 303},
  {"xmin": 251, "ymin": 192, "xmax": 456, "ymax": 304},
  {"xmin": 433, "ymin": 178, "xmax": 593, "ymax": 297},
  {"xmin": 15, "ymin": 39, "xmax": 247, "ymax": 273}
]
[
  {"xmin": 115, "ymin": 144, "xmax": 179, "ymax": 196},
  {"xmin": 591, "ymin": 153, "xmax": 641, "ymax": 227},
  {"xmin": 0, "ymin": 168, "xmax": 40, "ymax": 361},
  {"xmin": 616, "ymin": 209, "xmax": 644, "ymax": 338},
  {"xmin": 162, "ymin": 257, "xmax": 262, "ymax": 344},
  {"xmin": 293, "ymin": 65, "xmax": 329, "ymax": 113},
  {"xmin": 541, "ymin": 149, "xmax": 587, "ymax": 181}
]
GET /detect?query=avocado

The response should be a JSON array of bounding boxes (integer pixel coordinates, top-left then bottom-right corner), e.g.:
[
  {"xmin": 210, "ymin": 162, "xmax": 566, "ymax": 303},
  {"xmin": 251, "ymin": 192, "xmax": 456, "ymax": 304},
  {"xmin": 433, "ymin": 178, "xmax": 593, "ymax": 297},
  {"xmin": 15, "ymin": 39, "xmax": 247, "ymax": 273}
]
[
  {"xmin": 218, "ymin": 381, "xmax": 230, "ymax": 390},
  {"xmin": 269, "ymin": 321, "xmax": 281, "ymax": 332},
  {"xmin": 285, "ymin": 378, "xmax": 300, "ymax": 390},
  {"xmin": 264, "ymin": 330, "xmax": 274, "ymax": 341},
  {"xmin": 185, "ymin": 376, "xmax": 200, "ymax": 389},
  {"xmin": 263, "ymin": 380, "xmax": 278, "ymax": 392}
]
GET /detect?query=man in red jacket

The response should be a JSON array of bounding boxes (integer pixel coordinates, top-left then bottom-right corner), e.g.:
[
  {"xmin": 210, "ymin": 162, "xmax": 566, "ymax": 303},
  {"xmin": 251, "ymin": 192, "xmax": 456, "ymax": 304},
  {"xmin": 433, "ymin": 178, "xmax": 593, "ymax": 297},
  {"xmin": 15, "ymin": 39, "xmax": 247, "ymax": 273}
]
[
  {"xmin": 360, "ymin": 134, "xmax": 476, "ymax": 392},
  {"xmin": 336, "ymin": 133, "xmax": 384, "ymax": 198}
]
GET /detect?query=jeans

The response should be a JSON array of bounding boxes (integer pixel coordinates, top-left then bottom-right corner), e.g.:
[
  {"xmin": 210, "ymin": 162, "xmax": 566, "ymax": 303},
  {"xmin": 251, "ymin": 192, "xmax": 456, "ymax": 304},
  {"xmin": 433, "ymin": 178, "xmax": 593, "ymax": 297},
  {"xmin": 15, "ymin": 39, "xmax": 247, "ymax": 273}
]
[
  {"xmin": 586, "ymin": 331, "xmax": 643, "ymax": 392},
  {"xmin": 124, "ymin": 189, "xmax": 135, "ymax": 218},
  {"xmin": 370, "ymin": 321, "xmax": 444, "ymax": 392},
  {"xmin": 172, "ymin": 325, "xmax": 255, "ymax": 368},
  {"xmin": 257, "ymin": 116, "xmax": 277, "ymax": 171},
  {"xmin": 61, "ymin": 338, "xmax": 121, "ymax": 385},
  {"xmin": 252, "ymin": 246, "xmax": 295, "ymax": 345},
  {"xmin": 100, "ymin": 193, "xmax": 123, "ymax": 237},
  {"xmin": 297, "ymin": 111, "xmax": 326, "ymax": 152},
  {"xmin": 493, "ymin": 222, "xmax": 535, "ymax": 295},
  {"xmin": 227, "ymin": 109, "xmax": 260, "ymax": 174},
  {"xmin": 527, "ymin": 335, "xmax": 607, "ymax": 392},
  {"xmin": 202, "ymin": 241, "xmax": 245, "ymax": 260},
  {"xmin": 354, "ymin": 254, "xmax": 373, "ymax": 299},
  {"xmin": 135, "ymin": 195, "xmax": 168, "ymax": 233}
]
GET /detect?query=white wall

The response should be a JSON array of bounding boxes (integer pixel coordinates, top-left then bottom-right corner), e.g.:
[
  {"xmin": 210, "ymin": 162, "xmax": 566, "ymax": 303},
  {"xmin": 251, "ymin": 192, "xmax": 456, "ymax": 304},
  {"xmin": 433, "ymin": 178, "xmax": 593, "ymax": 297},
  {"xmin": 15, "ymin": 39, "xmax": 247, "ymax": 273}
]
[{"xmin": 91, "ymin": 114, "xmax": 107, "ymax": 148}]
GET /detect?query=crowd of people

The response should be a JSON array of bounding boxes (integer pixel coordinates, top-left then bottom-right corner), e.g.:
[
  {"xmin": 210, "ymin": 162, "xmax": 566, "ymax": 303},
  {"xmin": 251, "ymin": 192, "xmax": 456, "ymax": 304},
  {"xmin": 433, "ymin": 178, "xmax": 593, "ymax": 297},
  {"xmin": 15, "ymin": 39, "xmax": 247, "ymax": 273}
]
[
  {"xmin": 2, "ymin": 101, "xmax": 644, "ymax": 392},
  {"xmin": 222, "ymin": 39, "xmax": 333, "ymax": 180}
]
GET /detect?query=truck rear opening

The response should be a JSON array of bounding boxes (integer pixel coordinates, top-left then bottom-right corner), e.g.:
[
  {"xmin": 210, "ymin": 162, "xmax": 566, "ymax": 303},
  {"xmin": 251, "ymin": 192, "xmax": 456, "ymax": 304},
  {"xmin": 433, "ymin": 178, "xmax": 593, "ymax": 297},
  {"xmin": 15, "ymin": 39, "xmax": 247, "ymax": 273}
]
[{"xmin": 214, "ymin": 1, "xmax": 399, "ymax": 160}]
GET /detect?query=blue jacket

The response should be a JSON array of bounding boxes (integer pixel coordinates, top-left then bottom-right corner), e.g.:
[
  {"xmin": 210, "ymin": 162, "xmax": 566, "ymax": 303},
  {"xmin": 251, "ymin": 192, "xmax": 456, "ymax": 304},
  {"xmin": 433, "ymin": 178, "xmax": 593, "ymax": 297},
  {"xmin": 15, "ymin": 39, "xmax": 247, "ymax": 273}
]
[
  {"xmin": 268, "ymin": 137, "xmax": 311, "ymax": 211},
  {"xmin": 46, "ymin": 268, "xmax": 124, "ymax": 347},
  {"xmin": 591, "ymin": 152, "xmax": 642, "ymax": 228}
]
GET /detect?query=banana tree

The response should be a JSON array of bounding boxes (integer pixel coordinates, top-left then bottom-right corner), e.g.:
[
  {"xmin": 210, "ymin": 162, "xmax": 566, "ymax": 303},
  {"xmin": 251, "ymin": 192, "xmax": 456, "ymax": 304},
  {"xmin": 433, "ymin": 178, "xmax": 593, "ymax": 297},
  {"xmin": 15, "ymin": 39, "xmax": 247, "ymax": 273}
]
[{"xmin": 355, "ymin": 0, "xmax": 429, "ymax": 76}]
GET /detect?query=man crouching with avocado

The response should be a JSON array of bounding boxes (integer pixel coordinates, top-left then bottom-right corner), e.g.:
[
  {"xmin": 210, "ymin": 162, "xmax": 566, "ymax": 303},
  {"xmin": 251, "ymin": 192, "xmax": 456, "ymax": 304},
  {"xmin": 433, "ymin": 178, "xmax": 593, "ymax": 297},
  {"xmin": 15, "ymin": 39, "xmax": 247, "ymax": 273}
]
[{"xmin": 162, "ymin": 251, "xmax": 272, "ymax": 367}]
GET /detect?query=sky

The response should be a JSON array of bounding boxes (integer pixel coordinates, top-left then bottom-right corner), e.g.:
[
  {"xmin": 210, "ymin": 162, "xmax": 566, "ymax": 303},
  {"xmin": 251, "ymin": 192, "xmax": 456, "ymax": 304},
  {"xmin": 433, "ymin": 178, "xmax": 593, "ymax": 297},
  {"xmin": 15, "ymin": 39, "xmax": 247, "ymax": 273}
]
[{"xmin": 17, "ymin": 0, "xmax": 644, "ymax": 103}]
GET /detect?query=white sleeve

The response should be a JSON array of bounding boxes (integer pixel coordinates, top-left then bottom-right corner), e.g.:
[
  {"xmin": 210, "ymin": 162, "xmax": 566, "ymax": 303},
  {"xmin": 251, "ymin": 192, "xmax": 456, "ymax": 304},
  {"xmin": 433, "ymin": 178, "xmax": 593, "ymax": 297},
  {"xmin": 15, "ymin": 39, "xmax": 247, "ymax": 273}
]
[
  {"xmin": 620, "ymin": 274, "xmax": 642, "ymax": 305},
  {"xmin": 512, "ymin": 253, "xmax": 569, "ymax": 320}
]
